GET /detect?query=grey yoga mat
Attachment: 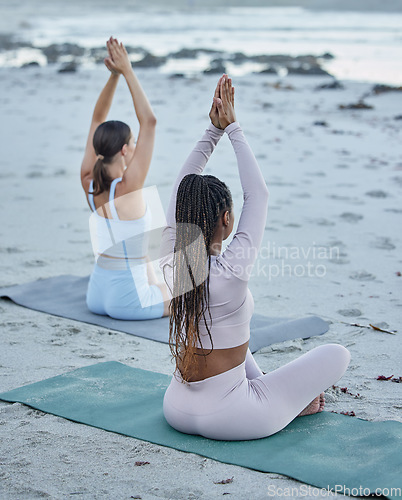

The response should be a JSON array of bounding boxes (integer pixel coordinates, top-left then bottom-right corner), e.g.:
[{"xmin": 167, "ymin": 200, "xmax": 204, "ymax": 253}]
[
  {"xmin": 0, "ymin": 361, "xmax": 400, "ymax": 500},
  {"xmin": 0, "ymin": 275, "xmax": 329, "ymax": 352}
]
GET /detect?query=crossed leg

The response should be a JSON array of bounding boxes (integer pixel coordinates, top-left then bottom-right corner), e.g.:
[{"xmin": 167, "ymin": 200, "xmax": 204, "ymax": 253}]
[{"xmin": 246, "ymin": 344, "xmax": 350, "ymax": 427}]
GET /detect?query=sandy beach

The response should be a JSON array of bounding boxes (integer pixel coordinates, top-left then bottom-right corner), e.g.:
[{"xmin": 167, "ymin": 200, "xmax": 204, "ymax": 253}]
[
  {"xmin": 0, "ymin": 65, "xmax": 401, "ymax": 498},
  {"xmin": 1, "ymin": 2, "xmax": 402, "ymax": 495}
]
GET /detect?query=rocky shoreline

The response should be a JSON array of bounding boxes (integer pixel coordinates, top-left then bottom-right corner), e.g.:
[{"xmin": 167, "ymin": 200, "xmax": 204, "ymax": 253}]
[{"xmin": 0, "ymin": 34, "xmax": 335, "ymax": 76}]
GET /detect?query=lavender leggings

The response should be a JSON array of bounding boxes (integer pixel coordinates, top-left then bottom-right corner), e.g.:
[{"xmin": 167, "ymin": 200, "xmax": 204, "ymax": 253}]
[{"xmin": 163, "ymin": 344, "xmax": 350, "ymax": 440}]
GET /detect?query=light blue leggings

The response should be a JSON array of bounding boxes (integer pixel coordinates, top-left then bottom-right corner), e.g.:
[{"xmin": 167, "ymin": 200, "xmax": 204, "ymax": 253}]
[{"xmin": 86, "ymin": 263, "xmax": 164, "ymax": 320}]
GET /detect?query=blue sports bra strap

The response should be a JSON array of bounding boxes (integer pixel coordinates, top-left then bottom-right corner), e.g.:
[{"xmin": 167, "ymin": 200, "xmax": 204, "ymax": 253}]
[
  {"xmin": 88, "ymin": 180, "xmax": 96, "ymax": 212},
  {"xmin": 109, "ymin": 177, "xmax": 123, "ymax": 220}
]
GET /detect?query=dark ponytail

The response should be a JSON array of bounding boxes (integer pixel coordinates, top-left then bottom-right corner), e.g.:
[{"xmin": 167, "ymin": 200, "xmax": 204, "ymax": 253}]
[
  {"xmin": 91, "ymin": 120, "xmax": 131, "ymax": 196},
  {"xmin": 169, "ymin": 173, "xmax": 233, "ymax": 381}
]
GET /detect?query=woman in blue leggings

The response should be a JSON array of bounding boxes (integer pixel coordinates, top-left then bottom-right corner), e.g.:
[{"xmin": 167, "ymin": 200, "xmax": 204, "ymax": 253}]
[{"xmin": 80, "ymin": 37, "xmax": 169, "ymax": 320}]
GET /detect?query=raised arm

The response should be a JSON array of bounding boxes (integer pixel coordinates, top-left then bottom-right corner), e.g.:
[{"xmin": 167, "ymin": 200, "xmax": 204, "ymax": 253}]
[
  {"xmin": 160, "ymin": 81, "xmax": 228, "ymax": 269},
  {"xmin": 105, "ymin": 38, "xmax": 157, "ymax": 194},
  {"xmin": 218, "ymin": 77, "xmax": 269, "ymax": 280},
  {"xmin": 80, "ymin": 69, "xmax": 120, "ymax": 194},
  {"xmin": 164, "ymin": 77, "xmax": 225, "ymax": 231},
  {"xmin": 160, "ymin": 123, "xmax": 224, "ymax": 265}
]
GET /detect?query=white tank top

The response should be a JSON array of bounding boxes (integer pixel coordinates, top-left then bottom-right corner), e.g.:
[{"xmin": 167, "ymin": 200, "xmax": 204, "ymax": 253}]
[{"xmin": 88, "ymin": 178, "xmax": 151, "ymax": 261}]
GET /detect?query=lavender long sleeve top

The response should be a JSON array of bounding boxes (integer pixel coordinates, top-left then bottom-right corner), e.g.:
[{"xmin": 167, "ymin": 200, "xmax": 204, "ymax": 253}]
[{"xmin": 160, "ymin": 122, "xmax": 269, "ymax": 349}]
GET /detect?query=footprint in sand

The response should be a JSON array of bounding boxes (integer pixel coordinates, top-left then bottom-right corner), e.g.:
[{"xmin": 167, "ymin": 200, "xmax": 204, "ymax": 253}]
[
  {"xmin": 370, "ymin": 237, "xmax": 396, "ymax": 250},
  {"xmin": 305, "ymin": 171, "xmax": 326, "ymax": 177},
  {"xmin": 349, "ymin": 271, "xmax": 376, "ymax": 281},
  {"xmin": 328, "ymin": 194, "xmax": 352, "ymax": 201},
  {"xmin": 27, "ymin": 409, "xmax": 46, "ymax": 417},
  {"xmin": 392, "ymin": 176, "xmax": 402, "ymax": 187},
  {"xmin": 328, "ymin": 239, "xmax": 347, "ymax": 249},
  {"xmin": 339, "ymin": 212, "xmax": 363, "ymax": 223},
  {"xmin": 0, "ymin": 246, "xmax": 24, "ymax": 254},
  {"xmin": 309, "ymin": 218, "xmax": 336, "ymax": 226},
  {"xmin": 26, "ymin": 171, "xmax": 43, "ymax": 178},
  {"xmin": 329, "ymin": 252, "xmax": 349, "ymax": 264},
  {"xmin": 337, "ymin": 308, "xmax": 362, "ymax": 317},
  {"xmin": 79, "ymin": 353, "xmax": 105, "ymax": 359},
  {"xmin": 384, "ymin": 208, "xmax": 402, "ymax": 213},
  {"xmin": 24, "ymin": 260, "xmax": 46, "ymax": 267},
  {"xmin": 66, "ymin": 327, "xmax": 81, "ymax": 334},
  {"xmin": 293, "ymin": 192, "xmax": 311, "ymax": 198},
  {"xmin": 330, "ymin": 194, "xmax": 365, "ymax": 206},
  {"xmin": 365, "ymin": 190, "xmax": 389, "ymax": 198}
]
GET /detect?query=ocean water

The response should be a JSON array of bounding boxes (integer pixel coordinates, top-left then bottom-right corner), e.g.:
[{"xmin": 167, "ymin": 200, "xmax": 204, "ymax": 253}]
[{"xmin": 1, "ymin": 4, "xmax": 401, "ymax": 84}]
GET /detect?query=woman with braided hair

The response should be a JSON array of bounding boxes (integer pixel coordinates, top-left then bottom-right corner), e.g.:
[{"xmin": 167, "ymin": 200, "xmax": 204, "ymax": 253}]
[
  {"xmin": 160, "ymin": 75, "xmax": 350, "ymax": 440},
  {"xmin": 80, "ymin": 37, "xmax": 169, "ymax": 319}
]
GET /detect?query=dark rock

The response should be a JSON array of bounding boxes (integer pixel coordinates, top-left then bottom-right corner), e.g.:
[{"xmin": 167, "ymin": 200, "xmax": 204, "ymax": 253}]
[
  {"xmin": 198, "ymin": 48, "xmax": 223, "ymax": 55},
  {"xmin": 0, "ymin": 34, "xmax": 32, "ymax": 51},
  {"xmin": 21, "ymin": 61, "xmax": 40, "ymax": 68},
  {"xmin": 230, "ymin": 52, "xmax": 248, "ymax": 64},
  {"xmin": 295, "ymin": 54, "xmax": 320, "ymax": 64},
  {"xmin": 394, "ymin": 115, "xmax": 402, "ymax": 120},
  {"xmin": 313, "ymin": 121, "xmax": 328, "ymax": 127},
  {"xmin": 42, "ymin": 43, "xmax": 85, "ymax": 63},
  {"xmin": 251, "ymin": 54, "xmax": 294, "ymax": 64},
  {"xmin": 287, "ymin": 64, "xmax": 331, "ymax": 76},
  {"xmin": 58, "ymin": 61, "xmax": 79, "ymax": 73},
  {"xmin": 316, "ymin": 80, "xmax": 344, "ymax": 90},
  {"xmin": 133, "ymin": 52, "xmax": 167, "ymax": 68},
  {"xmin": 89, "ymin": 47, "xmax": 107, "ymax": 64},
  {"xmin": 169, "ymin": 48, "xmax": 200, "ymax": 59},
  {"xmin": 320, "ymin": 52, "xmax": 335, "ymax": 60},
  {"xmin": 259, "ymin": 66, "xmax": 277, "ymax": 74},
  {"xmin": 168, "ymin": 48, "xmax": 221, "ymax": 60},
  {"xmin": 203, "ymin": 58, "xmax": 226, "ymax": 74},
  {"xmin": 372, "ymin": 84, "xmax": 402, "ymax": 95},
  {"xmin": 249, "ymin": 53, "xmax": 331, "ymax": 76},
  {"xmin": 124, "ymin": 45, "xmax": 146, "ymax": 54},
  {"xmin": 169, "ymin": 73, "xmax": 186, "ymax": 79},
  {"xmin": 339, "ymin": 100, "xmax": 374, "ymax": 110}
]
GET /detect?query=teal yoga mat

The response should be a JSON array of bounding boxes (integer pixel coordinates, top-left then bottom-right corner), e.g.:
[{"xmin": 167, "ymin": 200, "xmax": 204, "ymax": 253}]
[
  {"xmin": 1, "ymin": 362, "xmax": 400, "ymax": 499},
  {"xmin": 0, "ymin": 275, "xmax": 329, "ymax": 352}
]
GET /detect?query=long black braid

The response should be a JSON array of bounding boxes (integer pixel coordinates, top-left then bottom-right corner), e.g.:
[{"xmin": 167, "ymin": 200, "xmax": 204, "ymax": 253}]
[{"xmin": 169, "ymin": 173, "xmax": 232, "ymax": 381}]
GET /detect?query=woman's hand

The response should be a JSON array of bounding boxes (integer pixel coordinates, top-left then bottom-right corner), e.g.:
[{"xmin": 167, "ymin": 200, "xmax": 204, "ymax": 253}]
[
  {"xmin": 209, "ymin": 76, "xmax": 224, "ymax": 129},
  {"xmin": 214, "ymin": 75, "xmax": 236, "ymax": 129},
  {"xmin": 104, "ymin": 37, "xmax": 132, "ymax": 76},
  {"xmin": 104, "ymin": 57, "xmax": 119, "ymax": 75}
]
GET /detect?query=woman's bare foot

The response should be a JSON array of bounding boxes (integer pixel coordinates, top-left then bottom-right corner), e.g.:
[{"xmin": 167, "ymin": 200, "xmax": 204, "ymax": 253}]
[{"xmin": 298, "ymin": 393, "xmax": 325, "ymax": 417}]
